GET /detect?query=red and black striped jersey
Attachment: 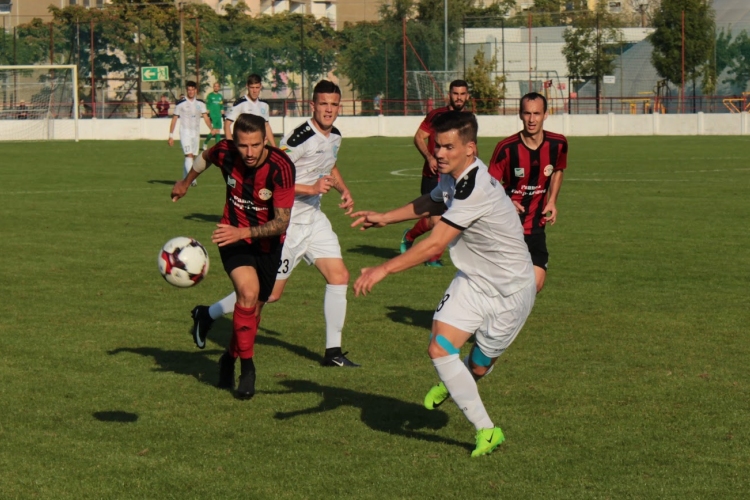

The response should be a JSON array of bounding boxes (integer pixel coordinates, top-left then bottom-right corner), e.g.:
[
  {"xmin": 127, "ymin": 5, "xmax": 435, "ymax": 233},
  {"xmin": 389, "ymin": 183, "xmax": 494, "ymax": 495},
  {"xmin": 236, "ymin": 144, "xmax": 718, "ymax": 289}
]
[
  {"xmin": 206, "ymin": 140, "xmax": 296, "ymax": 252},
  {"xmin": 488, "ymin": 131, "xmax": 568, "ymax": 235}
]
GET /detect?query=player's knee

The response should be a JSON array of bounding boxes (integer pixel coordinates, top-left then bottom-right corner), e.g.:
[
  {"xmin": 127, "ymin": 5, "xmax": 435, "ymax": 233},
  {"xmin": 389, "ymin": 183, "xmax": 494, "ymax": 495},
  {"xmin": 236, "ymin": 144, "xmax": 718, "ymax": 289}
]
[
  {"xmin": 469, "ymin": 347, "xmax": 494, "ymax": 377},
  {"xmin": 427, "ymin": 334, "xmax": 459, "ymax": 359},
  {"xmin": 325, "ymin": 264, "xmax": 349, "ymax": 285},
  {"xmin": 235, "ymin": 287, "xmax": 259, "ymax": 308}
]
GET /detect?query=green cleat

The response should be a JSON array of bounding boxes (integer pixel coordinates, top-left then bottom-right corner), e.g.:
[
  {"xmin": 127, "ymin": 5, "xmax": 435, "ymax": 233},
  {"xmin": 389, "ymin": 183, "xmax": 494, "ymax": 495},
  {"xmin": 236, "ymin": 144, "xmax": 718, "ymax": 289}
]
[
  {"xmin": 400, "ymin": 229, "xmax": 413, "ymax": 254},
  {"xmin": 471, "ymin": 427, "xmax": 505, "ymax": 458},
  {"xmin": 424, "ymin": 259, "xmax": 443, "ymax": 268},
  {"xmin": 424, "ymin": 382, "xmax": 449, "ymax": 410}
]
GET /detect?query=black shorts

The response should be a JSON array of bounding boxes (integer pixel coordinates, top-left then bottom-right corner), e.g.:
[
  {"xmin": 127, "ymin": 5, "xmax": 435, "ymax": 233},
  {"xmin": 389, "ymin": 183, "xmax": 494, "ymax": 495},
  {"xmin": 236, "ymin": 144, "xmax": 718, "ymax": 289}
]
[
  {"xmin": 524, "ymin": 232, "xmax": 549, "ymax": 270},
  {"xmin": 420, "ymin": 175, "xmax": 439, "ymax": 196},
  {"xmin": 218, "ymin": 241, "xmax": 282, "ymax": 303}
]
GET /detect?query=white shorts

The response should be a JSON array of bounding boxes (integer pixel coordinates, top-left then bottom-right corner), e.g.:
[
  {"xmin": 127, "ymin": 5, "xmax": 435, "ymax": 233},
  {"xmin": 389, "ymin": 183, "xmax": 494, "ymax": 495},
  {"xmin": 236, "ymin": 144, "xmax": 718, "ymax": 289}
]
[
  {"xmin": 433, "ymin": 272, "xmax": 536, "ymax": 359},
  {"xmin": 277, "ymin": 210, "xmax": 342, "ymax": 281},
  {"xmin": 180, "ymin": 134, "xmax": 200, "ymax": 156}
]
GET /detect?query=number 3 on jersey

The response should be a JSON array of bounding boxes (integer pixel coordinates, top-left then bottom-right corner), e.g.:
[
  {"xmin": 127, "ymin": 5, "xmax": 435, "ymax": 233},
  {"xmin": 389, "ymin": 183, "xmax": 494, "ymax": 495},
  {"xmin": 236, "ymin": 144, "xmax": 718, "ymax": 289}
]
[{"xmin": 436, "ymin": 293, "xmax": 451, "ymax": 312}]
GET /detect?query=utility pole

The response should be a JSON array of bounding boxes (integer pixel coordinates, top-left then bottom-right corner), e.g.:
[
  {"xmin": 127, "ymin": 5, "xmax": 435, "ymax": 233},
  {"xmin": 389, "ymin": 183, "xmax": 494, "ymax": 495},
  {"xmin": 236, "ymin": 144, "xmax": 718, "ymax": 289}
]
[
  {"xmin": 444, "ymin": 0, "xmax": 448, "ymax": 74},
  {"xmin": 178, "ymin": 1, "xmax": 185, "ymax": 91}
]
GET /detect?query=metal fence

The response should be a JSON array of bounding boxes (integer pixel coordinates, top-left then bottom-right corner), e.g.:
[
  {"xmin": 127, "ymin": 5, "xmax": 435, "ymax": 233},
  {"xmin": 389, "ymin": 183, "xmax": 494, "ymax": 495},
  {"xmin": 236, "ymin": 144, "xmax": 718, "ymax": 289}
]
[{"xmin": 1, "ymin": 5, "xmax": 748, "ymax": 117}]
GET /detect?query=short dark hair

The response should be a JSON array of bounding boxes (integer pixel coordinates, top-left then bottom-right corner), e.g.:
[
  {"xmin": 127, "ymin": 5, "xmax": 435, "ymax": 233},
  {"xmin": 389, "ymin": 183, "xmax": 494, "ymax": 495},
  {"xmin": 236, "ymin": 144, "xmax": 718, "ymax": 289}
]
[
  {"xmin": 186, "ymin": 81, "xmax": 197, "ymax": 89},
  {"xmin": 246, "ymin": 74, "xmax": 262, "ymax": 86},
  {"xmin": 233, "ymin": 113, "xmax": 266, "ymax": 142},
  {"xmin": 313, "ymin": 80, "xmax": 341, "ymax": 100},
  {"xmin": 431, "ymin": 110, "xmax": 478, "ymax": 145},
  {"xmin": 520, "ymin": 92, "xmax": 547, "ymax": 112},
  {"xmin": 449, "ymin": 80, "xmax": 469, "ymax": 91}
]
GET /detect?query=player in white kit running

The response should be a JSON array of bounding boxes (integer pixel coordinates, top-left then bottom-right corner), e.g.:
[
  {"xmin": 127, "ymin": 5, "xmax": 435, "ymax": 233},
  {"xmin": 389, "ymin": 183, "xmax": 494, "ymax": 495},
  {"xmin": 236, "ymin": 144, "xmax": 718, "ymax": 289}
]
[
  {"xmin": 191, "ymin": 80, "xmax": 358, "ymax": 367},
  {"xmin": 350, "ymin": 111, "xmax": 536, "ymax": 458},
  {"xmin": 168, "ymin": 81, "xmax": 214, "ymax": 186},
  {"xmin": 224, "ymin": 74, "xmax": 276, "ymax": 147}
]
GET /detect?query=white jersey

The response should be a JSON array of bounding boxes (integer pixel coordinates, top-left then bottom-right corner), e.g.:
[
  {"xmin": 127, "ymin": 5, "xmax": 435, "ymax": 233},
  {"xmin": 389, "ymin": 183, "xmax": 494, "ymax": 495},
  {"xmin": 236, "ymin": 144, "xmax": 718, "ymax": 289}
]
[
  {"xmin": 173, "ymin": 97, "xmax": 207, "ymax": 137},
  {"xmin": 280, "ymin": 119, "xmax": 342, "ymax": 224},
  {"xmin": 431, "ymin": 158, "xmax": 534, "ymax": 297},
  {"xmin": 225, "ymin": 96, "xmax": 270, "ymax": 123}
]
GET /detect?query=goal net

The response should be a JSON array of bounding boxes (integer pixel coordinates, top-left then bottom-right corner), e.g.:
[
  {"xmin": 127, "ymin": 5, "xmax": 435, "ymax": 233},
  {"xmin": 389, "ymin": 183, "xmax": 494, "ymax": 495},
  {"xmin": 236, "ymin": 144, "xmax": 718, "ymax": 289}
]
[
  {"xmin": 0, "ymin": 65, "xmax": 79, "ymax": 141},
  {"xmin": 407, "ymin": 70, "xmax": 461, "ymax": 113}
]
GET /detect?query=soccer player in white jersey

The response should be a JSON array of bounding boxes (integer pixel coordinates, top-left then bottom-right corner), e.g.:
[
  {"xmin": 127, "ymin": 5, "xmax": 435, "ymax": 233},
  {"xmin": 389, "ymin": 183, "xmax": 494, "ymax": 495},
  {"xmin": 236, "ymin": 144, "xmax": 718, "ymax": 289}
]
[
  {"xmin": 224, "ymin": 74, "xmax": 276, "ymax": 147},
  {"xmin": 191, "ymin": 80, "xmax": 358, "ymax": 367},
  {"xmin": 350, "ymin": 111, "xmax": 536, "ymax": 457},
  {"xmin": 168, "ymin": 81, "xmax": 214, "ymax": 186}
]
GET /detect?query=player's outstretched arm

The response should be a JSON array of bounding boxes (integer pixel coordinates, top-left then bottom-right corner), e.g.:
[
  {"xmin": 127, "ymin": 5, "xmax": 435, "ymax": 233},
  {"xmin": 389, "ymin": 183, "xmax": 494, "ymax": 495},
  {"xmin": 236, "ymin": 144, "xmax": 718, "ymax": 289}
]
[
  {"xmin": 223, "ymin": 119, "xmax": 232, "ymax": 140},
  {"xmin": 171, "ymin": 151, "xmax": 211, "ymax": 202},
  {"xmin": 350, "ymin": 193, "xmax": 444, "ymax": 230},
  {"xmin": 354, "ymin": 220, "xmax": 460, "ymax": 296},
  {"xmin": 212, "ymin": 207, "xmax": 292, "ymax": 247}
]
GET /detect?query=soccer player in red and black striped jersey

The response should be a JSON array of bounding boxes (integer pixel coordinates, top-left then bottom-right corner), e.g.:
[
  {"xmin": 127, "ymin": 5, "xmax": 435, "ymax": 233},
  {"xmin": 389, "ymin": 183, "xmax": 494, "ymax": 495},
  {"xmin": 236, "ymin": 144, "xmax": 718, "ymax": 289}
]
[
  {"xmin": 400, "ymin": 80, "xmax": 471, "ymax": 267},
  {"xmin": 488, "ymin": 92, "xmax": 567, "ymax": 293},
  {"xmin": 171, "ymin": 113, "xmax": 295, "ymax": 400}
]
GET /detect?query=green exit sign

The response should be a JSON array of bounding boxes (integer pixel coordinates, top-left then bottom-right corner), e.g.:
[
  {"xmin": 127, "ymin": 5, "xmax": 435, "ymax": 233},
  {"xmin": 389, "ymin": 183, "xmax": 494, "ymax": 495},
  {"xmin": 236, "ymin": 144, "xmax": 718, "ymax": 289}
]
[{"xmin": 141, "ymin": 66, "xmax": 169, "ymax": 82}]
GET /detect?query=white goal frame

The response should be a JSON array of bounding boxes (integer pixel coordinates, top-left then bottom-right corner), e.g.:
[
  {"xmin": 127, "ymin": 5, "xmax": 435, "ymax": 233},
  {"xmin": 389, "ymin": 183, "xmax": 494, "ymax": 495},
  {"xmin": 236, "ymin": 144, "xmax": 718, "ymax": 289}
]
[{"xmin": 0, "ymin": 64, "xmax": 79, "ymax": 142}]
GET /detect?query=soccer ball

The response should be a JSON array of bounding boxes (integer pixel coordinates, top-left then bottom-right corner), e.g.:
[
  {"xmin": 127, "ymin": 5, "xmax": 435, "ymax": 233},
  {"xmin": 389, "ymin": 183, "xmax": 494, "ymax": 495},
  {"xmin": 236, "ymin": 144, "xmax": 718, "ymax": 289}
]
[{"xmin": 158, "ymin": 237, "xmax": 210, "ymax": 288}]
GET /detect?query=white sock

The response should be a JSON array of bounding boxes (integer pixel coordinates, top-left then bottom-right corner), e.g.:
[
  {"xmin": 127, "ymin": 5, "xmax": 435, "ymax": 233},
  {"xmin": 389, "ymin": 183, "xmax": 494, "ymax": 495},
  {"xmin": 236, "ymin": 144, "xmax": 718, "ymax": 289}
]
[
  {"xmin": 183, "ymin": 157, "xmax": 192, "ymax": 179},
  {"xmin": 209, "ymin": 292, "xmax": 236, "ymax": 320},
  {"xmin": 433, "ymin": 354, "xmax": 494, "ymax": 430},
  {"xmin": 324, "ymin": 284, "xmax": 347, "ymax": 349}
]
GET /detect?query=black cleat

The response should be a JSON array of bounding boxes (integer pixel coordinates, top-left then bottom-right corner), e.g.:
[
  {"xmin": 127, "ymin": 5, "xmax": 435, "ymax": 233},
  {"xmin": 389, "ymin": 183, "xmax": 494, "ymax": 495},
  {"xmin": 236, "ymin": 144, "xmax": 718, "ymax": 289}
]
[
  {"xmin": 217, "ymin": 352, "xmax": 236, "ymax": 390},
  {"xmin": 235, "ymin": 358, "xmax": 256, "ymax": 400},
  {"xmin": 191, "ymin": 305, "xmax": 214, "ymax": 349},
  {"xmin": 321, "ymin": 351, "xmax": 360, "ymax": 368}
]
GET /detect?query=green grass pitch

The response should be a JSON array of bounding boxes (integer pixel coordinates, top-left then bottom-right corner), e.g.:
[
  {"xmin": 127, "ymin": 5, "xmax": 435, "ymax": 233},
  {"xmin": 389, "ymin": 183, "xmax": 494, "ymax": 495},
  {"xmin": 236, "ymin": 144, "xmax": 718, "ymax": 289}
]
[{"xmin": 1, "ymin": 135, "xmax": 749, "ymax": 498}]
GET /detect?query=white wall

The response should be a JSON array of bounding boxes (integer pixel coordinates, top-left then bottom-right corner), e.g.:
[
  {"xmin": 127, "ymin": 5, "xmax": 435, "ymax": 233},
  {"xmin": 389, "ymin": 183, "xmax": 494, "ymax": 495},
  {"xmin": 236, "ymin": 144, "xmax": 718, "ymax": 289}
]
[{"xmin": 1, "ymin": 112, "xmax": 749, "ymax": 141}]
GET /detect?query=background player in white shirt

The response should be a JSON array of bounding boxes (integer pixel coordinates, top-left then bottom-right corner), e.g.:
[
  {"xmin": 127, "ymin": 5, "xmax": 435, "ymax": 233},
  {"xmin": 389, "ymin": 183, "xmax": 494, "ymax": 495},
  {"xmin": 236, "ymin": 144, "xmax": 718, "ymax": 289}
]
[
  {"xmin": 224, "ymin": 74, "xmax": 276, "ymax": 147},
  {"xmin": 168, "ymin": 81, "xmax": 214, "ymax": 185},
  {"xmin": 350, "ymin": 111, "xmax": 536, "ymax": 457},
  {"xmin": 191, "ymin": 80, "xmax": 358, "ymax": 367}
]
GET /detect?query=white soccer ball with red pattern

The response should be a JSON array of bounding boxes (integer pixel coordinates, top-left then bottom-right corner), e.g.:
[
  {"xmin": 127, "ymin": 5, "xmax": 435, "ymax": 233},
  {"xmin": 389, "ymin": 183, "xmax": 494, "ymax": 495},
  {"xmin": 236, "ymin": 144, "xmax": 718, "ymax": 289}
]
[{"xmin": 158, "ymin": 237, "xmax": 210, "ymax": 288}]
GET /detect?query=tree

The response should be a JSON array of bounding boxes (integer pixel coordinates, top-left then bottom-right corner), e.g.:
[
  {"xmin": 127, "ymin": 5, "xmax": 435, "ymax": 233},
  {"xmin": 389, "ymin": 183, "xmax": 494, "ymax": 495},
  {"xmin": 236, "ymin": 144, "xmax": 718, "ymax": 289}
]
[
  {"xmin": 650, "ymin": 0, "xmax": 714, "ymax": 90},
  {"xmin": 723, "ymin": 30, "xmax": 750, "ymax": 93},
  {"xmin": 464, "ymin": 47, "xmax": 504, "ymax": 114},
  {"xmin": 562, "ymin": 0, "xmax": 623, "ymax": 101}
]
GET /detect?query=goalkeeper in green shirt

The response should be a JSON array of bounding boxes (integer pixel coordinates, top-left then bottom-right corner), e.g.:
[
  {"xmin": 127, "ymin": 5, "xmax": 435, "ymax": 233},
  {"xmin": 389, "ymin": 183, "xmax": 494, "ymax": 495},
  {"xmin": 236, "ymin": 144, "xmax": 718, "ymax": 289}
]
[{"xmin": 203, "ymin": 82, "xmax": 224, "ymax": 150}]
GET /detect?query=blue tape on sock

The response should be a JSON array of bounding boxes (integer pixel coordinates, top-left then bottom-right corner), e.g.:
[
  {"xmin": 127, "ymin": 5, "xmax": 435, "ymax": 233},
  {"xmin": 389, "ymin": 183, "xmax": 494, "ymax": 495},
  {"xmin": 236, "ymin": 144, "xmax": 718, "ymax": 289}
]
[
  {"xmin": 435, "ymin": 334, "xmax": 460, "ymax": 355},
  {"xmin": 470, "ymin": 347, "xmax": 493, "ymax": 367}
]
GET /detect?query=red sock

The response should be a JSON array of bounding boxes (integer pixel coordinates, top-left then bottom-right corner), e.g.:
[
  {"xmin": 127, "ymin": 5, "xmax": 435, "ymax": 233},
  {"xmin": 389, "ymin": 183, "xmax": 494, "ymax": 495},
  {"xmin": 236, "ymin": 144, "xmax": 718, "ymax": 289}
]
[
  {"xmin": 428, "ymin": 252, "xmax": 442, "ymax": 263},
  {"xmin": 406, "ymin": 217, "xmax": 432, "ymax": 241},
  {"xmin": 230, "ymin": 304, "xmax": 257, "ymax": 360}
]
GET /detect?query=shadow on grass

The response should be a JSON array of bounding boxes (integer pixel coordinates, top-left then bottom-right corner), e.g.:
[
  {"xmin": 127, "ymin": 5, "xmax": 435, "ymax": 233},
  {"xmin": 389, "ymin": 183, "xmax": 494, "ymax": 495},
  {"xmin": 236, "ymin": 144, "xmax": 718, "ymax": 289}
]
[
  {"xmin": 209, "ymin": 318, "xmax": 324, "ymax": 364},
  {"xmin": 92, "ymin": 411, "xmax": 138, "ymax": 423},
  {"xmin": 385, "ymin": 305, "xmax": 434, "ymax": 330},
  {"xmin": 183, "ymin": 213, "xmax": 222, "ymax": 223},
  {"xmin": 108, "ymin": 347, "xmax": 224, "ymax": 388},
  {"xmin": 270, "ymin": 379, "xmax": 472, "ymax": 451},
  {"xmin": 346, "ymin": 244, "xmax": 400, "ymax": 260},
  {"xmin": 147, "ymin": 179, "xmax": 176, "ymax": 185}
]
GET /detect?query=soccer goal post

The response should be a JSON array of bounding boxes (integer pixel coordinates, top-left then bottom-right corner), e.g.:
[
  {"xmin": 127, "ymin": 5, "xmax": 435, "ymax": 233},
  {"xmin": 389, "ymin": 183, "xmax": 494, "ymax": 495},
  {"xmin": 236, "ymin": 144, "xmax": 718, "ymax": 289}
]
[{"xmin": 0, "ymin": 64, "xmax": 79, "ymax": 142}]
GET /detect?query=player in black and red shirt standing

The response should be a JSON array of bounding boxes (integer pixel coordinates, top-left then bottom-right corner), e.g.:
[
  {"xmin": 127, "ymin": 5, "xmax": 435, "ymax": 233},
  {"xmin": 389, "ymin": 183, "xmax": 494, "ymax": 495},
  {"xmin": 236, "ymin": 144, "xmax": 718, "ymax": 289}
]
[
  {"xmin": 400, "ymin": 80, "xmax": 471, "ymax": 267},
  {"xmin": 488, "ymin": 92, "xmax": 567, "ymax": 293},
  {"xmin": 171, "ymin": 113, "xmax": 295, "ymax": 400}
]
